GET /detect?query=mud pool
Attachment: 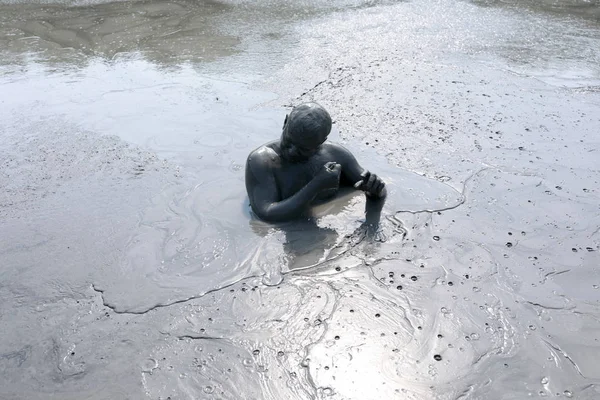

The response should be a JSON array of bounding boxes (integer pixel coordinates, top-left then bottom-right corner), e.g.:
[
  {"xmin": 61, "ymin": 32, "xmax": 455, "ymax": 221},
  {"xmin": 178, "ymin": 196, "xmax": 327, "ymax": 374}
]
[{"xmin": 1, "ymin": 0, "xmax": 599, "ymax": 399}]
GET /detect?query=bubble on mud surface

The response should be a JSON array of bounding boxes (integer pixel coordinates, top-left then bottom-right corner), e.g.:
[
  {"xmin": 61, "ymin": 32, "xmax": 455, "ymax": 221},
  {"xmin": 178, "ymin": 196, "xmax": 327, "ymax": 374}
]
[
  {"xmin": 262, "ymin": 270, "xmax": 284, "ymax": 286},
  {"xmin": 141, "ymin": 358, "xmax": 159, "ymax": 374},
  {"xmin": 242, "ymin": 358, "xmax": 253, "ymax": 367},
  {"xmin": 203, "ymin": 385, "xmax": 214, "ymax": 394},
  {"xmin": 434, "ymin": 354, "xmax": 442, "ymax": 361}
]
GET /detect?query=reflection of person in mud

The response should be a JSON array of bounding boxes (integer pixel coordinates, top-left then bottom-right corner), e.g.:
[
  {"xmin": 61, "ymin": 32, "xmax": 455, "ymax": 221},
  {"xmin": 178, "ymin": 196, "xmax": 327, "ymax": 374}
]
[{"xmin": 245, "ymin": 102, "xmax": 386, "ymax": 223}]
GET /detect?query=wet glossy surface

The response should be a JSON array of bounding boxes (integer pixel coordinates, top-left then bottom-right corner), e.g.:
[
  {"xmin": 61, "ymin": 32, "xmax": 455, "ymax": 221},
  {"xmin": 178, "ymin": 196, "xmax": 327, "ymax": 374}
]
[{"xmin": 1, "ymin": 0, "xmax": 600, "ymax": 399}]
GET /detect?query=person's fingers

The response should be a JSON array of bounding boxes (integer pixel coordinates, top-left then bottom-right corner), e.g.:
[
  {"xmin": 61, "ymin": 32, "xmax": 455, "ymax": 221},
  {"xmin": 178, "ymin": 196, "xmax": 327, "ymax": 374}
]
[
  {"xmin": 374, "ymin": 178, "xmax": 383, "ymax": 194},
  {"xmin": 366, "ymin": 173, "xmax": 377, "ymax": 192},
  {"xmin": 354, "ymin": 170, "xmax": 368, "ymax": 189},
  {"xmin": 374, "ymin": 180, "xmax": 384, "ymax": 195},
  {"xmin": 333, "ymin": 164, "xmax": 342, "ymax": 176}
]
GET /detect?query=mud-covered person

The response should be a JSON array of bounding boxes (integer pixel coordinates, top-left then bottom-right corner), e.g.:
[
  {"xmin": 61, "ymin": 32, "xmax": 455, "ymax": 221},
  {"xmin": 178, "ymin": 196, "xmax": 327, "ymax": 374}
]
[{"xmin": 245, "ymin": 102, "xmax": 386, "ymax": 222}]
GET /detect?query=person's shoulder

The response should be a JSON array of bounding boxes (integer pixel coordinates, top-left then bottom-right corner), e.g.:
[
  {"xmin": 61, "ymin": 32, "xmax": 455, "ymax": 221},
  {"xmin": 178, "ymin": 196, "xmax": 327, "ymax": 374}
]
[
  {"xmin": 247, "ymin": 142, "xmax": 280, "ymax": 170},
  {"xmin": 322, "ymin": 141, "xmax": 354, "ymax": 159}
]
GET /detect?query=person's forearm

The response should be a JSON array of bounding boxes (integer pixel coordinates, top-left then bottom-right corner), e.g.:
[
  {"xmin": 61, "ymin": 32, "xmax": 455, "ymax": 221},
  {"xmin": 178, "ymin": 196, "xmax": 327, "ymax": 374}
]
[
  {"xmin": 364, "ymin": 190, "xmax": 386, "ymax": 225},
  {"xmin": 261, "ymin": 180, "xmax": 322, "ymax": 221}
]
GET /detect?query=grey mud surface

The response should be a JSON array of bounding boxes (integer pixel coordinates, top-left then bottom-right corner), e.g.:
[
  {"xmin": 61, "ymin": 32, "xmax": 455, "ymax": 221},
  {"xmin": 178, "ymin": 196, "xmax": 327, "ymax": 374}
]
[{"xmin": 1, "ymin": 0, "xmax": 599, "ymax": 399}]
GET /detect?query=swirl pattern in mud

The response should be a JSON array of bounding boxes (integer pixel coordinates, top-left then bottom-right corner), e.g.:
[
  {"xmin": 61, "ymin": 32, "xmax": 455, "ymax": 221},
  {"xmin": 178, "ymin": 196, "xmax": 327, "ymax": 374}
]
[{"xmin": 1, "ymin": 0, "xmax": 600, "ymax": 399}]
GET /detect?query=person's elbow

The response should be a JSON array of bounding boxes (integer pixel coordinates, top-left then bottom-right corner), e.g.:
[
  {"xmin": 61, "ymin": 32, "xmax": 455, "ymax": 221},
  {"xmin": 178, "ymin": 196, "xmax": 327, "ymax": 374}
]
[
  {"xmin": 250, "ymin": 202, "xmax": 272, "ymax": 222},
  {"xmin": 251, "ymin": 201, "xmax": 285, "ymax": 222}
]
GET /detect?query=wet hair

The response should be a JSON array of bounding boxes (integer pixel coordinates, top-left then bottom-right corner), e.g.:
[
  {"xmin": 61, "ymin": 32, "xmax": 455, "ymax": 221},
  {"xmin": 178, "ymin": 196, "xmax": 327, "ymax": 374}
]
[{"xmin": 284, "ymin": 103, "xmax": 332, "ymax": 140}]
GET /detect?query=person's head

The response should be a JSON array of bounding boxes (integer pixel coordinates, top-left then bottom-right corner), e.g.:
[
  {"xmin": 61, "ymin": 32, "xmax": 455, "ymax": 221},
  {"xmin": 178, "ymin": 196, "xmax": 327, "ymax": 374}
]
[{"xmin": 280, "ymin": 102, "xmax": 332, "ymax": 162}]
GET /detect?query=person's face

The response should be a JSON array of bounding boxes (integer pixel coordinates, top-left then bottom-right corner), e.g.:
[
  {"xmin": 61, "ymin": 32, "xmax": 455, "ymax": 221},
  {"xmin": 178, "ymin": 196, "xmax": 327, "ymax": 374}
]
[{"xmin": 280, "ymin": 118, "xmax": 329, "ymax": 162}]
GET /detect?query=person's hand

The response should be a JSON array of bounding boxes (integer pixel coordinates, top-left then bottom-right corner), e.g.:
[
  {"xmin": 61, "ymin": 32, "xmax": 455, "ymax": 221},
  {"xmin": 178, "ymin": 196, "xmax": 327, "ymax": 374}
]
[
  {"xmin": 314, "ymin": 162, "xmax": 342, "ymax": 191},
  {"xmin": 354, "ymin": 170, "xmax": 385, "ymax": 197}
]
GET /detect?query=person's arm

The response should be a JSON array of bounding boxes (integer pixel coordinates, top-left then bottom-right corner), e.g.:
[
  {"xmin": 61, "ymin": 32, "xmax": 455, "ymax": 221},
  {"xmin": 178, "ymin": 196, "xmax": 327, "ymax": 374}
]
[
  {"xmin": 364, "ymin": 194, "xmax": 386, "ymax": 225},
  {"xmin": 245, "ymin": 152, "xmax": 341, "ymax": 222},
  {"xmin": 331, "ymin": 144, "xmax": 387, "ymax": 198}
]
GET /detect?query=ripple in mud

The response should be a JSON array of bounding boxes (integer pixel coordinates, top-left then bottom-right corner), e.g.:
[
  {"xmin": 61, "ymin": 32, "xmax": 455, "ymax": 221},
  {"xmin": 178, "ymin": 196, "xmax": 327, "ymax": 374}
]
[
  {"xmin": 137, "ymin": 163, "xmax": 600, "ymax": 400},
  {"xmin": 3, "ymin": 0, "xmax": 600, "ymax": 398},
  {"xmin": 93, "ymin": 141, "xmax": 463, "ymax": 313}
]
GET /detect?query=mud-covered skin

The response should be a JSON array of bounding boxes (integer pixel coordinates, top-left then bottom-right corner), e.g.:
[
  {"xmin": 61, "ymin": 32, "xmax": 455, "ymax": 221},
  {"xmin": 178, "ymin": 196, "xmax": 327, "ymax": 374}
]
[{"xmin": 245, "ymin": 104, "xmax": 386, "ymax": 222}]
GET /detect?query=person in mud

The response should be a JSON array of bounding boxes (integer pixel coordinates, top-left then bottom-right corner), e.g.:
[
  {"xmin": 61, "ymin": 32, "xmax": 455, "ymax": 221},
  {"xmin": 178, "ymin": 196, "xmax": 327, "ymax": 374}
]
[{"xmin": 245, "ymin": 102, "xmax": 386, "ymax": 222}]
